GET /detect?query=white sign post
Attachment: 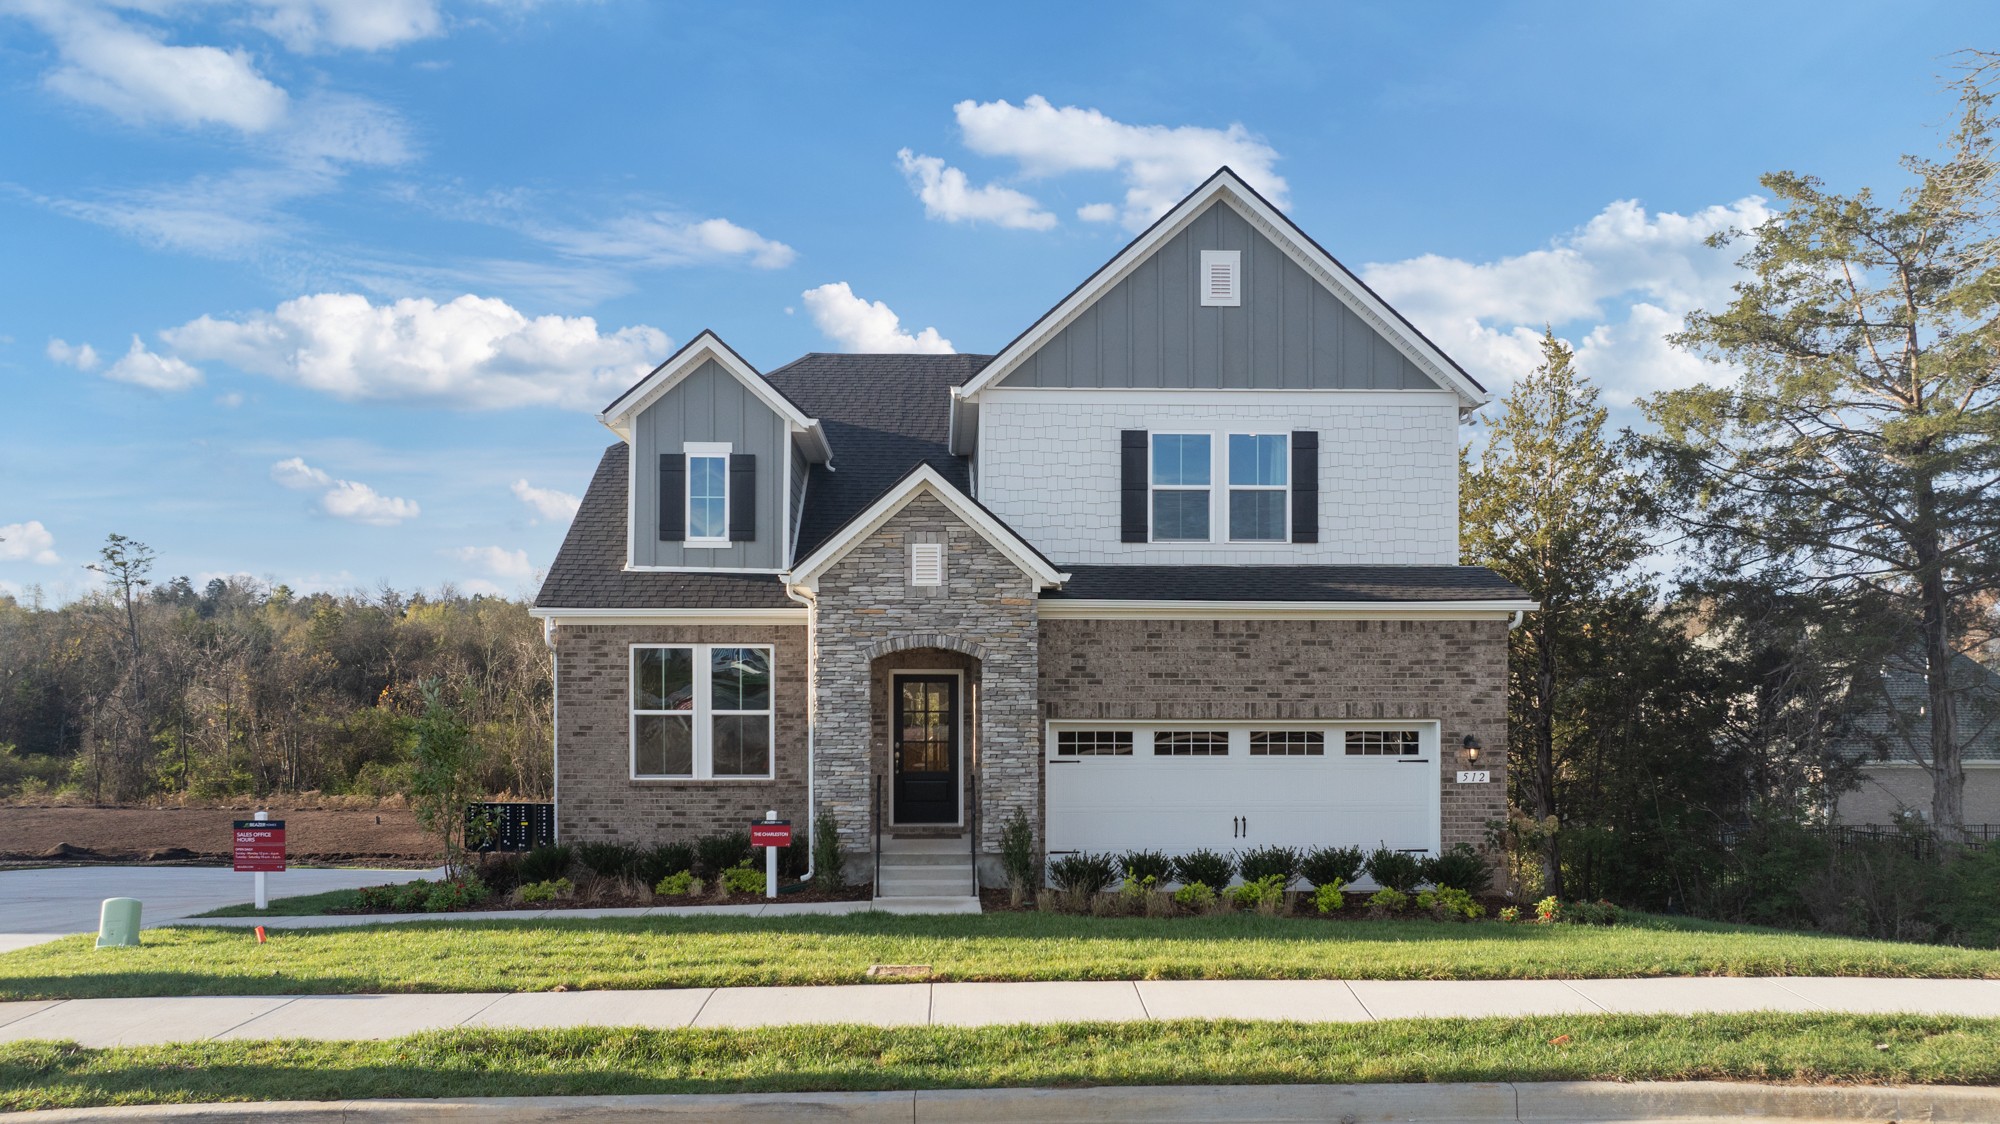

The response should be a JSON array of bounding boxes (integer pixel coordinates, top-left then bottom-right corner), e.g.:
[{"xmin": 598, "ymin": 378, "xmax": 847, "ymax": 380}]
[
  {"xmin": 764, "ymin": 809, "xmax": 779, "ymax": 899},
  {"xmin": 252, "ymin": 809, "xmax": 269, "ymax": 910}
]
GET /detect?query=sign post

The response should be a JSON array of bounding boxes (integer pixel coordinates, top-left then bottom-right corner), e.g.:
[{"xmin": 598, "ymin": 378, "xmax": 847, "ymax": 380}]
[
  {"xmin": 233, "ymin": 811, "xmax": 286, "ymax": 910},
  {"xmin": 750, "ymin": 811, "xmax": 792, "ymax": 900}
]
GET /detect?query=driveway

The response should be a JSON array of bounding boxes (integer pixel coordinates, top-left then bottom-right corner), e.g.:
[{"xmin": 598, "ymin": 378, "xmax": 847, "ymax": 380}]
[{"xmin": 0, "ymin": 865, "xmax": 436, "ymax": 953}]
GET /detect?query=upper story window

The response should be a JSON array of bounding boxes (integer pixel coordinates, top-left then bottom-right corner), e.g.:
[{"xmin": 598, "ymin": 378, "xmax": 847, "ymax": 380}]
[
  {"xmin": 1228, "ymin": 433, "xmax": 1289, "ymax": 542},
  {"xmin": 684, "ymin": 442, "xmax": 730, "ymax": 544},
  {"xmin": 1150, "ymin": 433, "xmax": 1211, "ymax": 542},
  {"xmin": 632, "ymin": 643, "xmax": 773, "ymax": 780}
]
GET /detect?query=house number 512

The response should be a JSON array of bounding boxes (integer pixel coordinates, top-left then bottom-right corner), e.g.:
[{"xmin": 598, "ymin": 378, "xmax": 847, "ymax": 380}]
[{"xmin": 1455, "ymin": 770, "xmax": 1491, "ymax": 784}]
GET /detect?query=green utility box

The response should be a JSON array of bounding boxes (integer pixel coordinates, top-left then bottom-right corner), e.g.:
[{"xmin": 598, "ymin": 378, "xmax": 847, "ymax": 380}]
[{"xmin": 95, "ymin": 897, "xmax": 141, "ymax": 948}]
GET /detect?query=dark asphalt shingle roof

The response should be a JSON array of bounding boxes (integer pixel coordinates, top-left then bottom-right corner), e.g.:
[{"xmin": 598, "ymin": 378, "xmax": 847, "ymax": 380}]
[
  {"xmin": 763, "ymin": 353, "xmax": 993, "ymax": 558},
  {"xmin": 532, "ymin": 442, "xmax": 795, "ymax": 610},
  {"xmin": 1845, "ymin": 652, "xmax": 2000, "ymax": 765},
  {"xmin": 1042, "ymin": 565, "xmax": 1531, "ymax": 603}
]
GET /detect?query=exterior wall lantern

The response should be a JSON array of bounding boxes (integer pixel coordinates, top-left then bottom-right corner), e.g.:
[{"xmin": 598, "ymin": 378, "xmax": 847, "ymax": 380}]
[{"xmin": 1460, "ymin": 733, "xmax": 1483, "ymax": 765}]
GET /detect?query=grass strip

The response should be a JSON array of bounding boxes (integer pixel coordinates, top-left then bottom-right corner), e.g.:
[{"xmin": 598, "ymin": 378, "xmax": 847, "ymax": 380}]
[
  {"xmin": 195, "ymin": 889, "xmax": 368, "ymax": 918},
  {"xmin": 5, "ymin": 1014, "xmax": 2000, "ymax": 1112},
  {"xmin": 4, "ymin": 912, "xmax": 1997, "ymax": 1001}
]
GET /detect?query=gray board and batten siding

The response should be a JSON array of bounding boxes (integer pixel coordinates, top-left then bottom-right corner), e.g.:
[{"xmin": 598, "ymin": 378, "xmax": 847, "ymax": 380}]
[
  {"xmin": 998, "ymin": 199, "xmax": 1443, "ymax": 392},
  {"xmin": 631, "ymin": 357, "xmax": 790, "ymax": 569}
]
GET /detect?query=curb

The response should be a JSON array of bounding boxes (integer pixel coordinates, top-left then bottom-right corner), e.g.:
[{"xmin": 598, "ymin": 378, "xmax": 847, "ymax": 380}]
[{"xmin": 8, "ymin": 1081, "xmax": 2000, "ymax": 1122}]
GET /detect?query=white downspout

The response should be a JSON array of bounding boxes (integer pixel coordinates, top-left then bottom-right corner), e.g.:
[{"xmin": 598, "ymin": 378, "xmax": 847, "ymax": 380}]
[
  {"xmin": 1509, "ymin": 610, "xmax": 1524, "ymax": 630},
  {"xmin": 784, "ymin": 579, "xmax": 817, "ymax": 882},
  {"xmin": 541, "ymin": 616, "xmax": 560, "ymax": 842}
]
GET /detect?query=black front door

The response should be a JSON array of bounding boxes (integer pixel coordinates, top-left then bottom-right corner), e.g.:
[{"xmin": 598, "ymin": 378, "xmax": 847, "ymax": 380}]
[{"xmin": 893, "ymin": 675, "xmax": 959, "ymax": 824}]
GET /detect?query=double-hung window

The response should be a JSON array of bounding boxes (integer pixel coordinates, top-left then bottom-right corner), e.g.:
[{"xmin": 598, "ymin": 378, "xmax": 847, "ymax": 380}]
[
  {"xmin": 1228, "ymin": 433, "xmax": 1289, "ymax": 541},
  {"xmin": 684, "ymin": 442, "xmax": 729, "ymax": 545},
  {"xmin": 1150, "ymin": 433, "xmax": 1211, "ymax": 542},
  {"xmin": 632, "ymin": 644, "xmax": 773, "ymax": 779}
]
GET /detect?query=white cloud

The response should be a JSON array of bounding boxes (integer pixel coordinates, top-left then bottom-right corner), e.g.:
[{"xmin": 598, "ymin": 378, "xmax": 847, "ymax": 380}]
[
  {"xmin": 252, "ymin": 0, "xmax": 443, "ymax": 52},
  {"xmin": 0, "ymin": 521, "xmax": 61, "ymax": 565},
  {"xmin": 895, "ymin": 149, "xmax": 1056, "ymax": 231},
  {"xmin": 949, "ymin": 95, "xmax": 1288, "ymax": 231},
  {"xmin": 801, "ymin": 282, "xmax": 954, "ymax": 354},
  {"xmin": 165, "ymin": 293, "xmax": 671, "ymax": 410},
  {"xmin": 216, "ymin": 391, "xmax": 245, "ymax": 408},
  {"xmin": 269, "ymin": 457, "xmax": 420, "ymax": 525},
  {"xmin": 451, "ymin": 545, "xmax": 534, "ymax": 581},
  {"xmin": 1075, "ymin": 202, "xmax": 1118, "ymax": 224},
  {"xmin": 103, "ymin": 335, "xmax": 204, "ymax": 391},
  {"xmin": 511, "ymin": 479, "xmax": 580, "ymax": 521},
  {"xmin": 46, "ymin": 338, "xmax": 99, "ymax": 370},
  {"xmin": 531, "ymin": 213, "xmax": 796, "ymax": 270},
  {"xmin": 1359, "ymin": 196, "xmax": 1770, "ymax": 405},
  {"xmin": 11, "ymin": 1, "xmax": 290, "ymax": 133}
]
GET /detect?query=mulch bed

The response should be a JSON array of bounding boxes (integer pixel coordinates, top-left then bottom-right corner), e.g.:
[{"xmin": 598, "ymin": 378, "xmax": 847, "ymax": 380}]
[{"xmin": 329, "ymin": 880, "xmax": 875, "ymax": 915}]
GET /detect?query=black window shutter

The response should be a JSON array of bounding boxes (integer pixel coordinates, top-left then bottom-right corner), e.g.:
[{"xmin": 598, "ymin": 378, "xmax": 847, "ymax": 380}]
[
  {"xmin": 1120, "ymin": 430, "xmax": 1148, "ymax": 543},
  {"xmin": 728, "ymin": 453, "xmax": 757, "ymax": 542},
  {"xmin": 657, "ymin": 453, "xmax": 685, "ymax": 542},
  {"xmin": 1290, "ymin": 431, "xmax": 1319, "ymax": 543}
]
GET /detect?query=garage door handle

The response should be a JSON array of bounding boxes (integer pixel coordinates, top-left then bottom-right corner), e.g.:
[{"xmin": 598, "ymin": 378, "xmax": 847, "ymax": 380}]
[
  {"xmin": 1047, "ymin": 759, "xmax": 1079, "ymax": 765},
  {"xmin": 1397, "ymin": 759, "xmax": 1432, "ymax": 764}
]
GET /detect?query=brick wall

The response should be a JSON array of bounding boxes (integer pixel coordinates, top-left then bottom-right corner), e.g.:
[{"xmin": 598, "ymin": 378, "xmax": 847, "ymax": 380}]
[
  {"xmin": 1038, "ymin": 616, "xmax": 1509, "ymax": 855},
  {"xmin": 553, "ymin": 623, "xmax": 809, "ymax": 845}
]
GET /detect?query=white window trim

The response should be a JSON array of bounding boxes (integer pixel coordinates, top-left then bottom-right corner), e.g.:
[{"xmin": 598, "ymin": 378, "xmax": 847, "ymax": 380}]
[
  {"xmin": 1148, "ymin": 431, "xmax": 1213, "ymax": 544},
  {"xmin": 629, "ymin": 642, "xmax": 775, "ymax": 781},
  {"xmin": 684, "ymin": 441, "xmax": 731, "ymax": 547},
  {"xmin": 1226, "ymin": 431, "xmax": 1291, "ymax": 544}
]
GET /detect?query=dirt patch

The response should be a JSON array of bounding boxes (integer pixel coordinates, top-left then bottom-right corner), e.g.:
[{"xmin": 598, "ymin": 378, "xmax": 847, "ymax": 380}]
[{"xmin": 0, "ymin": 804, "xmax": 435, "ymax": 865}]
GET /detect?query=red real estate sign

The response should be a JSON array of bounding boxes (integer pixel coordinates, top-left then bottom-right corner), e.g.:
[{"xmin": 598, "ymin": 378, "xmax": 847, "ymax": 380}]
[
  {"xmin": 749, "ymin": 821, "xmax": 792, "ymax": 848},
  {"xmin": 233, "ymin": 821, "xmax": 286, "ymax": 872}
]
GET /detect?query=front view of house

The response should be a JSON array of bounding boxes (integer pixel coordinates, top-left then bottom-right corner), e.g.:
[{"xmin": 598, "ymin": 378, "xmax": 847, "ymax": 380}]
[{"xmin": 532, "ymin": 168, "xmax": 1534, "ymax": 896}]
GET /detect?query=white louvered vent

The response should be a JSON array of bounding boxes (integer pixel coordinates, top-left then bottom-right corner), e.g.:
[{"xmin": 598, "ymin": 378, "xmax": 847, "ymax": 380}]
[
  {"xmin": 1199, "ymin": 249, "xmax": 1241, "ymax": 307},
  {"xmin": 910, "ymin": 542, "xmax": 944, "ymax": 587}
]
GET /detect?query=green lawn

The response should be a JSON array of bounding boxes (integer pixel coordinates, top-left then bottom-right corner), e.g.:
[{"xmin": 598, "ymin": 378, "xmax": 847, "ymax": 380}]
[
  {"xmin": 195, "ymin": 889, "xmax": 370, "ymax": 918},
  {"xmin": 5, "ymin": 1015, "xmax": 2000, "ymax": 1112},
  {"xmin": 5, "ymin": 911, "xmax": 1998, "ymax": 1001}
]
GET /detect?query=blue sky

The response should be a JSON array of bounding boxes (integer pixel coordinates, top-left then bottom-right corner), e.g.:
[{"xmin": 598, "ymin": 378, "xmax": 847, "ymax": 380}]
[{"xmin": 1, "ymin": 0, "xmax": 1990, "ymax": 601}]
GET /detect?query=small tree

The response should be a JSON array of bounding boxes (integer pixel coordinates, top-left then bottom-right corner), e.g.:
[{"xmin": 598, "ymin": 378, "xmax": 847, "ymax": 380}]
[
  {"xmin": 408, "ymin": 678, "xmax": 489, "ymax": 879},
  {"xmin": 811, "ymin": 809, "xmax": 844, "ymax": 892}
]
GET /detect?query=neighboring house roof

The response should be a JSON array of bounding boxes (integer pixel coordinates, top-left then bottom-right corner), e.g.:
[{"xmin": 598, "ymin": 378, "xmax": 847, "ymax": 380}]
[
  {"xmin": 532, "ymin": 442, "xmax": 795, "ymax": 611},
  {"xmin": 1042, "ymin": 565, "xmax": 1531, "ymax": 603},
  {"xmin": 1848, "ymin": 651, "xmax": 2000, "ymax": 765},
  {"xmin": 764, "ymin": 352, "xmax": 993, "ymax": 558},
  {"xmin": 784, "ymin": 463, "xmax": 1067, "ymax": 593}
]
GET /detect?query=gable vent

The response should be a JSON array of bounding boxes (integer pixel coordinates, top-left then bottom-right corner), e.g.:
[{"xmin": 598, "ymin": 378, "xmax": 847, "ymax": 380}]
[
  {"xmin": 910, "ymin": 542, "xmax": 944, "ymax": 587},
  {"xmin": 1199, "ymin": 249, "xmax": 1241, "ymax": 307}
]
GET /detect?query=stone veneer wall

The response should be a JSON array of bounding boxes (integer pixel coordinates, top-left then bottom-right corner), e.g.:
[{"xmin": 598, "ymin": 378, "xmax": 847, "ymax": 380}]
[
  {"xmin": 1037, "ymin": 617, "xmax": 1509, "ymax": 857},
  {"xmin": 553, "ymin": 623, "xmax": 809, "ymax": 845},
  {"xmin": 809, "ymin": 492, "xmax": 1039, "ymax": 874}
]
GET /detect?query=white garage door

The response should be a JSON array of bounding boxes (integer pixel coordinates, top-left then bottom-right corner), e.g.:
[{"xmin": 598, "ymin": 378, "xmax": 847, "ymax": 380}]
[{"xmin": 1044, "ymin": 722, "xmax": 1441, "ymax": 870}]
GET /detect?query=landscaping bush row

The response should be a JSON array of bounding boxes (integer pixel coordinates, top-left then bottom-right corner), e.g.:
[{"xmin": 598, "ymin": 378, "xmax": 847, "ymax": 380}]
[{"xmin": 1043, "ymin": 842, "xmax": 1494, "ymax": 897}]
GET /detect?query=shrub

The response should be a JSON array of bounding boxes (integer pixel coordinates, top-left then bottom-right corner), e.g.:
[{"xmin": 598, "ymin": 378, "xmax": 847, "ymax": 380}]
[
  {"xmin": 635, "ymin": 842, "xmax": 695, "ymax": 887},
  {"xmin": 1000, "ymin": 808, "xmax": 1039, "ymax": 905},
  {"xmin": 1535, "ymin": 895, "xmax": 1562, "ymax": 923},
  {"xmin": 1498, "ymin": 905, "xmax": 1521, "ymax": 923},
  {"xmin": 1231, "ymin": 874, "xmax": 1287, "ymax": 914},
  {"xmin": 1120, "ymin": 873, "xmax": 1159, "ymax": 901},
  {"xmin": 1302, "ymin": 845, "xmax": 1366, "ymax": 889},
  {"xmin": 423, "ymin": 877, "xmax": 489, "ymax": 912},
  {"xmin": 1417, "ymin": 886, "xmax": 1484, "ymax": 921},
  {"xmin": 1236, "ymin": 845, "xmax": 1302, "ymax": 890},
  {"xmin": 812, "ymin": 811, "xmax": 845, "ymax": 893},
  {"xmin": 1421, "ymin": 843, "xmax": 1493, "ymax": 896},
  {"xmin": 721, "ymin": 863, "xmax": 765, "ymax": 895},
  {"xmin": 1940, "ymin": 843, "xmax": 2000, "ymax": 948},
  {"xmin": 1366, "ymin": 887, "xmax": 1409, "ymax": 915},
  {"xmin": 1311, "ymin": 879, "xmax": 1346, "ymax": 914},
  {"xmin": 476, "ymin": 853, "xmax": 524, "ymax": 897},
  {"xmin": 1173, "ymin": 881, "xmax": 1217, "ymax": 911},
  {"xmin": 392, "ymin": 880, "xmax": 433, "ymax": 913},
  {"xmin": 1119, "ymin": 849, "xmax": 1174, "ymax": 886},
  {"xmin": 1049, "ymin": 852, "xmax": 1120, "ymax": 896},
  {"xmin": 1173, "ymin": 848, "xmax": 1236, "ymax": 891},
  {"xmin": 781, "ymin": 835, "xmax": 810, "ymax": 880},
  {"xmin": 1365, "ymin": 846, "xmax": 1426, "ymax": 893},
  {"xmin": 354, "ymin": 884, "xmax": 401, "ymax": 912},
  {"xmin": 653, "ymin": 870, "xmax": 695, "ymax": 896},
  {"xmin": 518, "ymin": 843, "xmax": 573, "ymax": 883},
  {"xmin": 519, "ymin": 877, "xmax": 572, "ymax": 904},
  {"xmin": 1567, "ymin": 899, "xmax": 1622, "ymax": 926},
  {"xmin": 577, "ymin": 841, "xmax": 641, "ymax": 879},
  {"xmin": 696, "ymin": 832, "xmax": 752, "ymax": 878}
]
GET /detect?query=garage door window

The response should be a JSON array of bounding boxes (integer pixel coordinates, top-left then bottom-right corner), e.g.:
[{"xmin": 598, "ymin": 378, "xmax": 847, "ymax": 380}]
[
  {"xmin": 1345, "ymin": 730, "xmax": 1421, "ymax": 756},
  {"xmin": 1250, "ymin": 730, "xmax": 1324, "ymax": 756},
  {"xmin": 1057, "ymin": 730, "xmax": 1133, "ymax": 756},
  {"xmin": 1154, "ymin": 730, "xmax": 1229, "ymax": 756}
]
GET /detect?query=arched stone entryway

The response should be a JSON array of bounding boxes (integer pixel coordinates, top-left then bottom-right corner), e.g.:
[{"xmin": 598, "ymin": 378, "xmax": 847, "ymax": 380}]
[{"xmin": 872, "ymin": 646, "xmax": 981, "ymax": 831}]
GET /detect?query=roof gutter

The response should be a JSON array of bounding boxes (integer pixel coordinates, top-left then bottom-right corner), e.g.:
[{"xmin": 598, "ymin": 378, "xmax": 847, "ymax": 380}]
[{"xmin": 1038, "ymin": 599, "xmax": 1540, "ymax": 621}]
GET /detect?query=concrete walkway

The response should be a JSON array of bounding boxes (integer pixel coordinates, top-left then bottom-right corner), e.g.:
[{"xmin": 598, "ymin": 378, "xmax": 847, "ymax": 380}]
[
  {"xmin": 0, "ymin": 865, "xmax": 437, "ymax": 954},
  {"xmin": 5, "ymin": 976, "xmax": 2000, "ymax": 1047}
]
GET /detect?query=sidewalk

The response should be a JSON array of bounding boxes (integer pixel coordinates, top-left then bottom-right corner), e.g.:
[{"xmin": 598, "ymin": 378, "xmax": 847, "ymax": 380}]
[{"xmin": 5, "ymin": 976, "xmax": 2000, "ymax": 1047}]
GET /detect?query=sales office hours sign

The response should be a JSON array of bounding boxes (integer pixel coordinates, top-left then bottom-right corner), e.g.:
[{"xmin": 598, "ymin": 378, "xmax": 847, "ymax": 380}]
[{"xmin": 233, "ymin": 820, "xmax": 286, "ymax": 872}]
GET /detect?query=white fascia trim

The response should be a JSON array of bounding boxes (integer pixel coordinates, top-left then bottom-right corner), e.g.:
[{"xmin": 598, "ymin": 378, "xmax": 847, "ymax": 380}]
[
  {"xmin": 621, "ymin": 565, "xmax": 787, "ymax": 574},
  {"xmin": 981, "ymin": 387, "xmax": 1463, "ymax": 408},
  {"xmin": 952, "ymin": 170, "xmax": 1490, "ymax": 409},
  {"xmin": 783, "ymin": 464, "xmax": 1068, "ymax": 592},
  {"xmin": 531, "ymin": 607, "xmax": 808, "ymax": 625},
  {"xmin": 1038, "ymin": 599, "xmax": 1541, "ymax": 620},
  {"xmin": 598, "ymin": 331, "xmax": 831, "ymax": 461}
]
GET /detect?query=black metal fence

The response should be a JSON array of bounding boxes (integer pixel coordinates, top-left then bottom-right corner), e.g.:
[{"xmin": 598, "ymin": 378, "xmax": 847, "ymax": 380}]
[
  {"xmin": 1721, "ymin": 823, "xmax": 1996, "ymax": 864},
  {"xmin": 467, "ymin": 802, "xmax": 555, "ymax": 852}
]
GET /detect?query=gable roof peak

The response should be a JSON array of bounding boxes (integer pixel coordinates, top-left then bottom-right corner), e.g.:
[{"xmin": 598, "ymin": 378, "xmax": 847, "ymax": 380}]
[{"xmin": 596, "ymin": 329, "xmax": 830, "ymax": 461}]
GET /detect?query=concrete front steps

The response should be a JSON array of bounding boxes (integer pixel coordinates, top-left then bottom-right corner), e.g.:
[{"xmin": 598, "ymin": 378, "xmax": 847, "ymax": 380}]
[{"xmin": 874, "ymin": 834, "xmax": 979, "ymax": 904}]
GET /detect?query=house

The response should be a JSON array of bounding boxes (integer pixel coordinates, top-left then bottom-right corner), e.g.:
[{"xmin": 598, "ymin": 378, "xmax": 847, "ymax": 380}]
[
  {"xmin": 530, "ymin": 168, "xmax": 1536, "ymax": 896},
  {"xmin": 1835, "ymin": 651, "xmax": 2000, "ymax": 831}
]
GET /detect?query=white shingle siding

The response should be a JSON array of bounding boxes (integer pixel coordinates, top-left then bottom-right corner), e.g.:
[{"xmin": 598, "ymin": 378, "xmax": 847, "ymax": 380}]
[{"xmin": 978, "ymin": 392, "xmax": 1461, "ymax": 565}]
